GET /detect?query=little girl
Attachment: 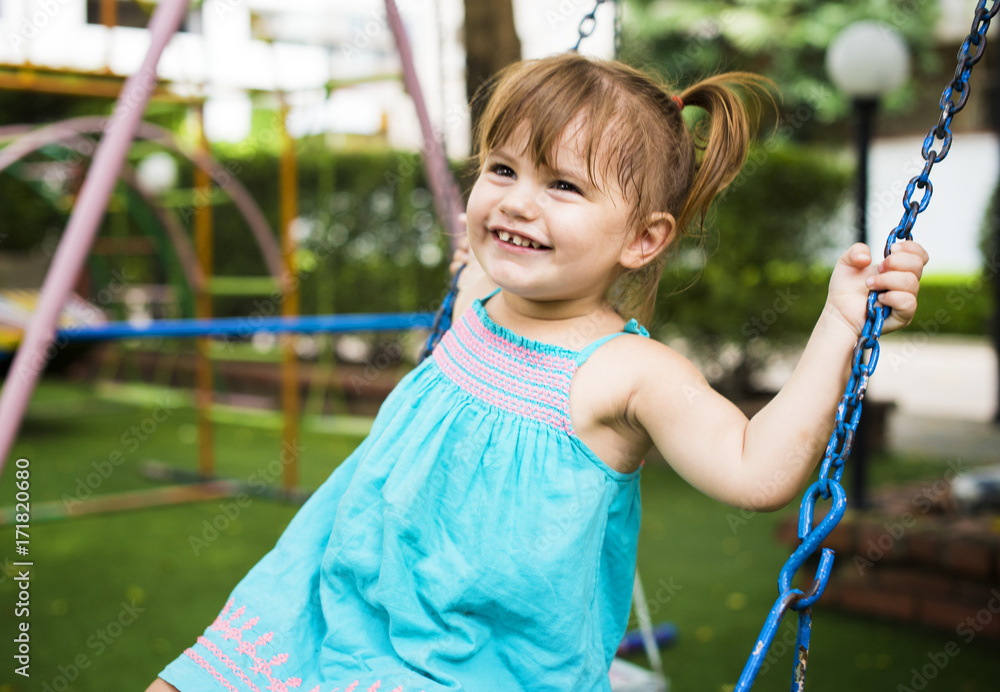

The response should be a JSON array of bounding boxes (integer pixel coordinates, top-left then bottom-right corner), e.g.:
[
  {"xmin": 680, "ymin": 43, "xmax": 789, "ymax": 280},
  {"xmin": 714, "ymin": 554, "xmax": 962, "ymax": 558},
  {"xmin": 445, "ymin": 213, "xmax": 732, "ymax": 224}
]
[{"xmin": 150, "ymin": 54, "xmax": 927, "ymax": 691}]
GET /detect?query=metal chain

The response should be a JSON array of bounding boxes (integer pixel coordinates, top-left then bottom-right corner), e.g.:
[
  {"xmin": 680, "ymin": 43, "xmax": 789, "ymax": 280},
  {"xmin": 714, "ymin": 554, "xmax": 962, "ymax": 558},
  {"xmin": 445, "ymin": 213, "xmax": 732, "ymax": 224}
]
[
  {"xmin": 735, "ymin": 2, "xmax": 1000, "ymax": 690},
  {"xmin": 572, "ymin": 0, "xmax": 608, "ymax": 52},
  {"xmin": 418, "ymin": 266, "xmax": 462, "ymax": 362}
]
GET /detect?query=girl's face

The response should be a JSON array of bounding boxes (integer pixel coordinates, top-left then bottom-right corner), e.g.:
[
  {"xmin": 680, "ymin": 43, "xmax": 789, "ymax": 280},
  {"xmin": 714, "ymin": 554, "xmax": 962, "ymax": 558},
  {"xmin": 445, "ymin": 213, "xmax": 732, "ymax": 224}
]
[{"xmin": 466, "ymin": 118, "xmax": 636, "ymax": 311}]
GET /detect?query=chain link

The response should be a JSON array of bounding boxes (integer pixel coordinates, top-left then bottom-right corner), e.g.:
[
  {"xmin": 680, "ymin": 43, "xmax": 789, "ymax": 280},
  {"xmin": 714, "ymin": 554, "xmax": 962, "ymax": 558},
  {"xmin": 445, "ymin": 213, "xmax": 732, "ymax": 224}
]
[
  {"xmin": 736, "ymin": 2, "xmax": 1000, "ymax": 690},
  {"xmin": 573, "ymin": 0, "xmax": 608, "ymax": 52}
]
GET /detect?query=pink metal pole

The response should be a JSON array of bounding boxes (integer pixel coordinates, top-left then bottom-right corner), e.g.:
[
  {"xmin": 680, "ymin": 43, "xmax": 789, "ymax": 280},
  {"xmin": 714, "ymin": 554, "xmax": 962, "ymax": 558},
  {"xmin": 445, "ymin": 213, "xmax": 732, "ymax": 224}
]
[
  {"xmin": 384, "ymin": 0, "xmax": 465, "ymax": 251},
  {"xmin": 0, "ymin": 0, "xmax": 191, "ymax": 477}
]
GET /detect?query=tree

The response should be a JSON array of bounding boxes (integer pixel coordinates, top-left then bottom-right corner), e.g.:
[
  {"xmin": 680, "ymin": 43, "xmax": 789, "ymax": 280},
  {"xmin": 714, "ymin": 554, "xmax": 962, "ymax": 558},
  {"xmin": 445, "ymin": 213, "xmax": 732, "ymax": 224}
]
[
  {"xmin": 621, "ymin": 0, "xmax": 939, "ymax": 142},
  {"xmin": 463, "ymin": 0, "xmax": 522, "ymax": 133}
]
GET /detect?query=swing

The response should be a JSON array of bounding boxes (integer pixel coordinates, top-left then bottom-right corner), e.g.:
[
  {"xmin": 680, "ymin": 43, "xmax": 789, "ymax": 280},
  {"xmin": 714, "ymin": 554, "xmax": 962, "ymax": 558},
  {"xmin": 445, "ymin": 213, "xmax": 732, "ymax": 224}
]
[
  {"xmin": 418, "ymin": 1, "xmax": 1000, "ymax": 690},
  {"xmin": 736, "ymin": 2, "xmax": 999, "ymax": 689}
]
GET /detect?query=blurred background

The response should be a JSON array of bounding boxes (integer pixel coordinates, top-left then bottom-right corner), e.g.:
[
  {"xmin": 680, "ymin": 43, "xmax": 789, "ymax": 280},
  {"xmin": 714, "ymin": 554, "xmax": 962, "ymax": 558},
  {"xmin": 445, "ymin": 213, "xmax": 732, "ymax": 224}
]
[{"xmin": 0, "ymin": 0, "xmax": 998, "ymax": 690}]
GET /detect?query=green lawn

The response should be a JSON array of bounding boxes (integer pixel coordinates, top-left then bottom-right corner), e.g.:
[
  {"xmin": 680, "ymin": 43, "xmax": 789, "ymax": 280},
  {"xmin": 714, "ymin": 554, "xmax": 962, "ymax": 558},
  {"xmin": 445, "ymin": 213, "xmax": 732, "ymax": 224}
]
[{"xmin": 0, "ymin": 380, "xmax": 997, "ymax": 691}]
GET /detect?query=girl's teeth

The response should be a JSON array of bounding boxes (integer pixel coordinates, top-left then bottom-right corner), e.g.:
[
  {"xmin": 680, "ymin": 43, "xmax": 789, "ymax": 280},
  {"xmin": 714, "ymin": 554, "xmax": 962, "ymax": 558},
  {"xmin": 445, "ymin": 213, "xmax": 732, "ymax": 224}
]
[{"xmin": 496, "ymin": 230, "xmax": 542, "ymax": 249}]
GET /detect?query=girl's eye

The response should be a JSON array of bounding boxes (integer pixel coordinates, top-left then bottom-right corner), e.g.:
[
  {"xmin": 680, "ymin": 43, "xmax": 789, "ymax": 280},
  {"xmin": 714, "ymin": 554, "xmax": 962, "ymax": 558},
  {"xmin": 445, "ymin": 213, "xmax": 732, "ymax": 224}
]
[
  {"xmin": 553, "ymin": 180, "xmax": 582, "ymax": 195},
  {"xmin": 490, "ymin": 164, "xmax": 515, "ymax": 178}
]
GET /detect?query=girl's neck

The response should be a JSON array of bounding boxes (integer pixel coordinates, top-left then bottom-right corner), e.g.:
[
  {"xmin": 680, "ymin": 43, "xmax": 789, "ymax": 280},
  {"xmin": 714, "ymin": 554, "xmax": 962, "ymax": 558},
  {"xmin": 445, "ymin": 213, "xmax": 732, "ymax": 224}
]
[{"xmin": 487, "ymin": 290, "xmax": 625, "ymax": 349}]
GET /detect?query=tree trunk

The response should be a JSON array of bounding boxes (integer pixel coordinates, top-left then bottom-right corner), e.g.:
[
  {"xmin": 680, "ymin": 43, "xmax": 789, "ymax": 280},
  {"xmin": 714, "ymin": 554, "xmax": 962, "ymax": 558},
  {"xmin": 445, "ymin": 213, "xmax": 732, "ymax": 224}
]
[{"xmin": 463, "ymin": 0, "xmax": 522, "ymax": 136}]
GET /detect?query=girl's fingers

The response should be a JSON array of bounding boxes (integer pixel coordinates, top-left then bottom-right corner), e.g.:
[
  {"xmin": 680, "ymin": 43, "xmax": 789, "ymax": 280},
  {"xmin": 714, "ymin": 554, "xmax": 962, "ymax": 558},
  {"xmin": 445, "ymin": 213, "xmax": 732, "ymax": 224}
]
[
  {"xmin": 866, "ymin": 268, "xmax": 921, "ymax": 294},
  {"xmin": 849, "ymin": 241, "xmax": 928, "ymax": 332},
  {"xmin": 450, "ymin": 232, "xmax": 471, "ymax": 276},
  {"xmin": 888, "ymin": 240, "xmax": 930, "ymax": 265},
  {"xmin": 876, "ymin": 290, "xmax": 918, "ymax": 316},
  {"xmin": 841, "ymin": 242, "xmax": 872, "ymax": 269},
  {"xmin": 880, "ymin": 248, "xmax": 927, "ymax": 278}
]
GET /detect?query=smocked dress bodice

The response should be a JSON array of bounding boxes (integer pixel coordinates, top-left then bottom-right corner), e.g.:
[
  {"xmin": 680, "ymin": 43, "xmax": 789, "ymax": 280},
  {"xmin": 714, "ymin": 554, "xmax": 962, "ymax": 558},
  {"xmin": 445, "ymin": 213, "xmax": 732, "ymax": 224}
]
[{"xmin": 161, "ymin": 292, "xmax": 647, "ymax": 692}]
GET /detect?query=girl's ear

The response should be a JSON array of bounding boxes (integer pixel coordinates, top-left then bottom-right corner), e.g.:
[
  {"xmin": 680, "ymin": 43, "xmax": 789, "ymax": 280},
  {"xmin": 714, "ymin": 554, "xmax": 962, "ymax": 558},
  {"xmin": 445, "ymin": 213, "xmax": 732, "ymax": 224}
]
[{"xmin": 620, "ymin": 212, "xmax": 676, "ymax": 269}]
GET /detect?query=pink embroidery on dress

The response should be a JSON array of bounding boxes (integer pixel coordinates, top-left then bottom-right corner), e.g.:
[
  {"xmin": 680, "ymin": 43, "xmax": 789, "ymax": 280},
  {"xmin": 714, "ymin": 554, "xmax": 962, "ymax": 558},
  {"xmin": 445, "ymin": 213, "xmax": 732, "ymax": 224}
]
[
  {"xmin": 198, "ymin": 636, "xmax": 261, "ymax": 692},
  {"xmin": 202, "ymin": 601, "xmax": 407, "ymax": 692},
  {"xmin": 204, "ymin": 599, "xmax": 302, "ymax": 692},
  {"xmin": 185, "ymin": 647, "xmax": 240, "ymax": 692},
  {"xmin": 434, "ymin": 311, "xmax": 580, "ymax": 433}
]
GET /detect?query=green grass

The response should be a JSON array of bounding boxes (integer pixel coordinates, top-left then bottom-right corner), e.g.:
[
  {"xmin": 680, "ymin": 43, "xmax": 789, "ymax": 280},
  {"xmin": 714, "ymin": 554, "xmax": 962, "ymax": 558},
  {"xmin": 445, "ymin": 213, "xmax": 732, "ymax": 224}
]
[{"xmin": 1, "ymin": 380, "xmax": 997, "ymax": 691}]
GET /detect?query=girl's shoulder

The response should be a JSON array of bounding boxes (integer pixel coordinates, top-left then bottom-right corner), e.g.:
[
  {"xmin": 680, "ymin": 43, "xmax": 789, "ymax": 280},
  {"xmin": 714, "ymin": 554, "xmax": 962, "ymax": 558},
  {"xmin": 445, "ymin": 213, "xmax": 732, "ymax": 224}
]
[
  {"xmin": 570, "ymin": 328, "xmax": 707, "ymax": 469},
  {"xmin": 578, "ymin": 328, "xmax": 699, "ymax": 384}
]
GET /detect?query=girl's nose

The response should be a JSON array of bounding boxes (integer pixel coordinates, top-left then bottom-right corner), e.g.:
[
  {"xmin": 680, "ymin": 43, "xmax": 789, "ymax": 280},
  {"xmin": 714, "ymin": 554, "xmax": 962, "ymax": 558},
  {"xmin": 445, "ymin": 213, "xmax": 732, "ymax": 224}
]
[{"xmin": 499, "ymin": 182, "xmax": 540, "ymax": 221}]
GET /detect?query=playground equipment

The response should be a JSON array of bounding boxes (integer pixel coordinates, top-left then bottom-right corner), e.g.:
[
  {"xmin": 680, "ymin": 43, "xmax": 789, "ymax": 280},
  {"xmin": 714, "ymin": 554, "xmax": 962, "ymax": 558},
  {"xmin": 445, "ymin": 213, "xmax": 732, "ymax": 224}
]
[{"xmin": 6, "ymin": 0, "xmax": 992, "ymax": 689}]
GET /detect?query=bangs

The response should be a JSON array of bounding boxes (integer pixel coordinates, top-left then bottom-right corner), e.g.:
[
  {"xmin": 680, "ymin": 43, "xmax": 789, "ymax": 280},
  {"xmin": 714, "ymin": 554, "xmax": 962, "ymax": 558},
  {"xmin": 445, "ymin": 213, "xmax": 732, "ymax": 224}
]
[{"xmin": 474, "ymin": 56, "xmax": 644, "ymax": 209}]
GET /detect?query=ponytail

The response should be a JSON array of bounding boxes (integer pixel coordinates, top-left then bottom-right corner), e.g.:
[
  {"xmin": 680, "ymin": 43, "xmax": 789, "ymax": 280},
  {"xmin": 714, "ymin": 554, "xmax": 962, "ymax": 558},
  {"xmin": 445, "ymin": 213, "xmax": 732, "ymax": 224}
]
[
  {"xmin": 620, "ymin": 71, "xmax": 775, "ymax": 323},
  {"xmin": 675, "ymin": 72, "xmax": 774, "ymax": 234}
]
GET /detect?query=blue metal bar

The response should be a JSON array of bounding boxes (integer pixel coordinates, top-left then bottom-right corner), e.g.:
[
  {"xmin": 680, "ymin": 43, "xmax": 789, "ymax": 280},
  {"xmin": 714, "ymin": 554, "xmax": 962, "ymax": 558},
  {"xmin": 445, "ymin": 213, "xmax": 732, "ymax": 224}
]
[{"xmin": 53, "ymin": 312, "xmax": 436, "ymax": 342}]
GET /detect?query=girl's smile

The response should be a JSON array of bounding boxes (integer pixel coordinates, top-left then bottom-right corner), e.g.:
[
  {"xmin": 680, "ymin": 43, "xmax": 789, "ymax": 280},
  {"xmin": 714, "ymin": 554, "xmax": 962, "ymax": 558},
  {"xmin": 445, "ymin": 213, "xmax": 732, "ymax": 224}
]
[{"xmin": 490, "ymin": 227, "xmax": 550, "ymax": 251}]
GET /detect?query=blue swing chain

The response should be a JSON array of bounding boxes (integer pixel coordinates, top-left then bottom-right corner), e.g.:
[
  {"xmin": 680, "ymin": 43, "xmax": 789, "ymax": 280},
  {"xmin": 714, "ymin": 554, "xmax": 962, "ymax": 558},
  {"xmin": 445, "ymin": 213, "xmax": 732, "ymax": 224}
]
[
  {"xmin": 418, "ymin": 265, "xmax": 462, "ymax": 362},
  {"xmin": 735, "ymin": 2, "xmax": 999, "ymax": 690}
]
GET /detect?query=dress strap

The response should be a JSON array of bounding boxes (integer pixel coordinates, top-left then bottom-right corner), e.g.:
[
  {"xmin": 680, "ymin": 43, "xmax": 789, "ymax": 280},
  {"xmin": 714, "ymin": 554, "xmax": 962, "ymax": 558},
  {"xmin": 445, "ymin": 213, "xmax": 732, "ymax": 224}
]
[
  {"xmin": 574, "ymin": 319, "xmax": 650, "ymax": 365},
  {"xmin": 480, "ymin": 287, "xmax": 502, "ymax": 305}
]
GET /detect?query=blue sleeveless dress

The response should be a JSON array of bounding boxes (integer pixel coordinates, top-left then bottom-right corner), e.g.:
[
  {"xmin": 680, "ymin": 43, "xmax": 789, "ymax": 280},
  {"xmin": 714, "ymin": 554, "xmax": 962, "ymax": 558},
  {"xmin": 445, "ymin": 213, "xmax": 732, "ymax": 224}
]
[{"xmin": 160, "ymin": 290, "xmax": 648, "ymax": 692}]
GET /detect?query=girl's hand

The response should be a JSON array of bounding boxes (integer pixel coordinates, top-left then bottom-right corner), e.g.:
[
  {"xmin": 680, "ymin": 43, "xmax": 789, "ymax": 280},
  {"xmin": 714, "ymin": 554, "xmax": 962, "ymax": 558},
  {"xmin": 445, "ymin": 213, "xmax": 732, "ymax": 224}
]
[
  {"xmin": 826, "ymin": 240, "xmax": 929, "ymax": 336},
  {"xmin": 450, "ymin": 213, "xmax": 470, "ymax": 276}
]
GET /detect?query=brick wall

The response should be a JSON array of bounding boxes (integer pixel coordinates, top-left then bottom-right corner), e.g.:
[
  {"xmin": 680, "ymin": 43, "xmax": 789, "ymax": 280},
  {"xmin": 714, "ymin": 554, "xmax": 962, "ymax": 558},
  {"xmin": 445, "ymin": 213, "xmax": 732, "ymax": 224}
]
[{"xmin": 776, "ymin": 483, "xmax": 1000, "ymax": 639}]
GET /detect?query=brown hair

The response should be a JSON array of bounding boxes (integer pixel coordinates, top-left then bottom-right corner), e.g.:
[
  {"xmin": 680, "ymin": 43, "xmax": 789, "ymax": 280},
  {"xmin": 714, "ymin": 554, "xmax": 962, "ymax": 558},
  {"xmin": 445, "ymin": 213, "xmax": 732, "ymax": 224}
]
[{"xmin": 471, "ymin": 53, "xmax": 773, "ymax": 322}]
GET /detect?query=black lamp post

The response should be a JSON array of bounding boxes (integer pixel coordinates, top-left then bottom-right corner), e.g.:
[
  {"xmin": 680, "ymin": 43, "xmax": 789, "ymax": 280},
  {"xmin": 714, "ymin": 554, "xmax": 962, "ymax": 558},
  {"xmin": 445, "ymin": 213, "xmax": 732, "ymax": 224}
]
[{"xmin": 826, "ymin": 21, "xmax": 910, "ymax": 509}]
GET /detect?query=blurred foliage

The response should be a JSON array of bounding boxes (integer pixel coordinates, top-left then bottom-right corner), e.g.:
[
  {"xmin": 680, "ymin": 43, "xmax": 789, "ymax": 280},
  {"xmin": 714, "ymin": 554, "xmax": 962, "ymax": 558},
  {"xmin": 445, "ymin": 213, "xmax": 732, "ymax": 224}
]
[
  {"xmin": 205, "ymin": 143, "xmax": 455, "ymax": 318},
  {"xmin": 0, "ymin": 90, "xmax": 112, "ymax": 126},
  {"xmin": 621, "ymin": 0, "xmax": 940, "ymax": 141},
  {"xmin": 0, "ymin": 171, "xmax": 68, "ymax": 250},
  {"xmin": 655, "ymin": 139, "xmax": 852, "ymax": 394},
  {"xmin": 910, "ymin": 275, "xmax": 994, "ymax": 335}
]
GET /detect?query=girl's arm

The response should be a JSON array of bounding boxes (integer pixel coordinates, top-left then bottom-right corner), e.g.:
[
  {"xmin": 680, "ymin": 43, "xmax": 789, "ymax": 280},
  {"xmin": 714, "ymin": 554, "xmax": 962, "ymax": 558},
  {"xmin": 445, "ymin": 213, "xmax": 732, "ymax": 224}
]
[{"xmin": 631, "ymin": 241, "xmax": 928, "ymax": 511}]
